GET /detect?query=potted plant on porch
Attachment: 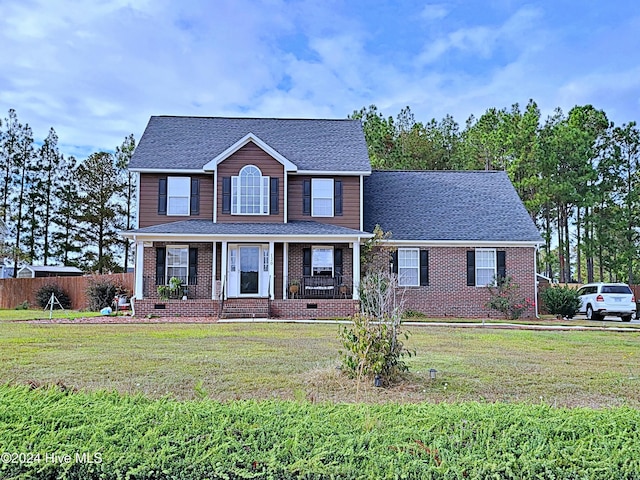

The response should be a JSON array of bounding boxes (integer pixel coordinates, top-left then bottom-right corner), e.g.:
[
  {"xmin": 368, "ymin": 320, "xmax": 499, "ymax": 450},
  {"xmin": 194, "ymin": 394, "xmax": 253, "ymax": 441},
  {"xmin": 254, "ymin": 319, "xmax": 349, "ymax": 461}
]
[{"xmin": 289, "ymin": 279, "xmax": 300, "ymax": 298}]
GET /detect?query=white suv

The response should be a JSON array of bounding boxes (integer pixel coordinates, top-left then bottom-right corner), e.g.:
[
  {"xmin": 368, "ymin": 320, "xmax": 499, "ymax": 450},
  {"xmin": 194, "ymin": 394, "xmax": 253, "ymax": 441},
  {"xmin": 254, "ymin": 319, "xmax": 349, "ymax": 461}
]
[{"xmin": 576, "ymin": 283, "xmax": 636, "ymax": 322}]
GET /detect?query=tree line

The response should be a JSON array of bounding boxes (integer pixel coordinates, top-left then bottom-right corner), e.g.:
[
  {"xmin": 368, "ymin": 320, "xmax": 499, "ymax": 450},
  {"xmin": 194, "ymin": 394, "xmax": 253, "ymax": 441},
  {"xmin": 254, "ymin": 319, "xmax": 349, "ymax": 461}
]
[
  {"xmin": 351, "ymin": 102, "xmax": 640, "ymax": 284},
  {"xmin": 0, "ymin": 109, "xmax": 136, "ymax": 276}
]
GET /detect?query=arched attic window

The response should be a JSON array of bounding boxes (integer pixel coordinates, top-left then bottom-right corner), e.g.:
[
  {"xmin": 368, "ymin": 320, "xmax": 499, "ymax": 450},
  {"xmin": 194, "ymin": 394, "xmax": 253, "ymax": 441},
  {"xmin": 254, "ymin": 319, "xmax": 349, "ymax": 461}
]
[{"xmin": 232, "ymin": 165, "xmax": 269, "ymax": 215}]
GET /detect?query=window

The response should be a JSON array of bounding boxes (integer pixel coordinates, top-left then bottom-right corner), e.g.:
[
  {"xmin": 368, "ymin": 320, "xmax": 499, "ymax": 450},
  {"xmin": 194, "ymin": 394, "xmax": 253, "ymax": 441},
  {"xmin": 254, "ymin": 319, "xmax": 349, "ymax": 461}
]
[
  {"xmin": 312, "ymin": 246, "xmax": 333, "ymax": 276},
  {"xmin": 311, "ymin": 178, "xmax": 333, "ymax": 217},
  {"xmin": 166, "ymin": 247, "xmax": 189, "ymax": 284},
  {"xmin": 263, "ymin": 249, "xmax": 269, "ymax": 272},
  {"xmin": 230, "ymin": 249, "xmax": 237, "ymax": 272},
  {"xmin": 167, "ymin": 177, "xmax": 190, "ymax": 215},
  {"xmin": 475, "ymin": 249, "xmax": 496, "ymax": 287},
  {"xmin": 232, "ymin": 165, "xmax": 269, "ymax": 215},
  {"xmin": 398, "ymin": 248, "xmax": 419, "ymax": 286}
]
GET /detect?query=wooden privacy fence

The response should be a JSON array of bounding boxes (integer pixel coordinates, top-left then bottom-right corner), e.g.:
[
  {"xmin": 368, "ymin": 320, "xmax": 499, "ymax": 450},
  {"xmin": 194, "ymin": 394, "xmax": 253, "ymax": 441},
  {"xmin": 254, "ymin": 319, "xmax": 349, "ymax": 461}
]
[{"xmin": 0, "ymin": 273, "xmax": 134, "ymax": 310}]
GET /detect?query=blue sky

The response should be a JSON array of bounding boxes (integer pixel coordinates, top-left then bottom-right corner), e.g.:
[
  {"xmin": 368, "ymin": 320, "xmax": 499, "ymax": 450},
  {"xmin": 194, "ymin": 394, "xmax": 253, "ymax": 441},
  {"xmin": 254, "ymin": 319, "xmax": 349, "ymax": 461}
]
[{"xmin": 1, "ymin": 0, "xmax": 639, "ymax": 159}]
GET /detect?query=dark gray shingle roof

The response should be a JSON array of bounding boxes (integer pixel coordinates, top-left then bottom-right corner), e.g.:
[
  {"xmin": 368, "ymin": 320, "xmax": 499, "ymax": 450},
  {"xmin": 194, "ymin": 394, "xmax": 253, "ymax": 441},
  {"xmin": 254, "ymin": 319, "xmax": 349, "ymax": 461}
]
[
  {"xmin": 130, "ymin": 116, "xmax": 371, "ymax": 173},
  {"xmin": 364, "ymin": 170, "xmax": 542, "ymax": 243},
  {"xmin": 128, "ymin": 220, "xmax": 368, "ymax": 237}
]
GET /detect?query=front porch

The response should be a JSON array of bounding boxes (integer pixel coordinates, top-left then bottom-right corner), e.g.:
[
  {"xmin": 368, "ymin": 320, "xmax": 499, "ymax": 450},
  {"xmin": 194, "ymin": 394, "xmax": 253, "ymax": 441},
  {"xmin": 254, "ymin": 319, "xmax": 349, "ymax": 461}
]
[{"xmin": 132, "ymin": 236, "xmax": 362, "ymax": 318}]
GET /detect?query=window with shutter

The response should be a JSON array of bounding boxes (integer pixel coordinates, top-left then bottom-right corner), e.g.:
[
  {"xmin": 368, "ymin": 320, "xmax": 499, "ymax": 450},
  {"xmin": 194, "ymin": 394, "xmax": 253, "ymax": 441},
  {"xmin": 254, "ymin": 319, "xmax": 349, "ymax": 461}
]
[
  {"xmin": 167, "ymin": 177, "xmax": 190, "ymax": 215},
  {"xmin": 398, "ymin": 248, "xmax": 419, "ymax": 286}
]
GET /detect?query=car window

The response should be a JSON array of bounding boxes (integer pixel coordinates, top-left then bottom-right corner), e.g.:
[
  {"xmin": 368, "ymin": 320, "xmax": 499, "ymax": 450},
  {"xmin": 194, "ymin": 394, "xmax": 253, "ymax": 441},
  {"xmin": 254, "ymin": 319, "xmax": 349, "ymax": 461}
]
[
  {"xmin": 577, "ymin": 287, "xmax": 586, "ymax": 296},
  {"xmin": 601, "ymin": 285, "xmax": 632, "ymax": 294}
]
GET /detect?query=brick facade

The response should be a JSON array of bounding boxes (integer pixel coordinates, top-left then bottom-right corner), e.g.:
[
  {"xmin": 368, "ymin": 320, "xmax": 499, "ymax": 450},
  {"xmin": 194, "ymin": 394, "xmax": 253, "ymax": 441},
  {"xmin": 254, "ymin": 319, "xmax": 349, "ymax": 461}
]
[
  {"xmin": 399, "ymin": 246, "xmax": 537, "ymax": 318},
  {"xmin": 143, "ymin": 242, "xmax": 214, "ymax": 300}
]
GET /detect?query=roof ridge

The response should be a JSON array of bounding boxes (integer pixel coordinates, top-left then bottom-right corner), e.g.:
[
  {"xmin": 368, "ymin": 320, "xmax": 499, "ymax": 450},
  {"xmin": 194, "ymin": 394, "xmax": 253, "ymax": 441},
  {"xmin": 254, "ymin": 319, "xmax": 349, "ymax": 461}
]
[{"xmin": 152, "ymin": 115, "xmax": 358, "ymax": 122}]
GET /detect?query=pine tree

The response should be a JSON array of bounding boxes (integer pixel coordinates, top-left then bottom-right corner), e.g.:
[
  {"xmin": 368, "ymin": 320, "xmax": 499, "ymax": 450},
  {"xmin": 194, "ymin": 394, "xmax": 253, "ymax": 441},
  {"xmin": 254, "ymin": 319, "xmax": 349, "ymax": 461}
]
[
  {"xmin": 75, "ymin": 152, "xmax": 125, "ymax": 273},
  {"xmin": 115, "ymin": 134, "xmax": 136, "ymax": 272}
]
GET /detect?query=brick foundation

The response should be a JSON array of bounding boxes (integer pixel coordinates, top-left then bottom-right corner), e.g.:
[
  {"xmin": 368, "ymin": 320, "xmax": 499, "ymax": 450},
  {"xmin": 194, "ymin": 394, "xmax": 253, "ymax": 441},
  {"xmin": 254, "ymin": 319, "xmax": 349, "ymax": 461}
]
[
  {"xmin": 133, "ymin": 299, "xmax": 220, "ymax": 318},
  {"xmin": 270, "ymin": 299, "xmax": 359, "ymax": 319}
]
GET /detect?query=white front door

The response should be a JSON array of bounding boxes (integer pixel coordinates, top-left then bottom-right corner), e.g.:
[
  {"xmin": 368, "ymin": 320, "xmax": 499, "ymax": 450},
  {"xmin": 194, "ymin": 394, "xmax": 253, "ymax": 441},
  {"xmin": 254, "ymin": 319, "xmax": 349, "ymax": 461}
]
[{"xmin": 227, "ymin": 244, "xmax": 270, "ymax": 298}]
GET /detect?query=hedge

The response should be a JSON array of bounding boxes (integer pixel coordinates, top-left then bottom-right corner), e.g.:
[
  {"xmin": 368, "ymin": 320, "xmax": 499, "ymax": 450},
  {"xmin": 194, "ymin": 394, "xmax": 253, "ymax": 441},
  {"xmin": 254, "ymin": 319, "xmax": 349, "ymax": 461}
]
[{"xmin": 1, "ymin": 385, "xmax": 640, "ymax": 479}]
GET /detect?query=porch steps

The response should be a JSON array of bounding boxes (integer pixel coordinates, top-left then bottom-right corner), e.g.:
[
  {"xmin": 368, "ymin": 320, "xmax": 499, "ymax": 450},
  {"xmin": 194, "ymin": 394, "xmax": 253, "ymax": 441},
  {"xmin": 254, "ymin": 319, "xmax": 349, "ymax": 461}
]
[{"xmin": 220, "ymin": 298, "xmax": 270, "ymax": 319}]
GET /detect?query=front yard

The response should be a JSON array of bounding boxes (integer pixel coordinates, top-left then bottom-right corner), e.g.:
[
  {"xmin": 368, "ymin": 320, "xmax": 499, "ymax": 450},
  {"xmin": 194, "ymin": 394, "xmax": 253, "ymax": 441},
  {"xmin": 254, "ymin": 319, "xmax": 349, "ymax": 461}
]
[{"xmin": 1, "ymin": 319, "xmax": 639, "ymax": 407}]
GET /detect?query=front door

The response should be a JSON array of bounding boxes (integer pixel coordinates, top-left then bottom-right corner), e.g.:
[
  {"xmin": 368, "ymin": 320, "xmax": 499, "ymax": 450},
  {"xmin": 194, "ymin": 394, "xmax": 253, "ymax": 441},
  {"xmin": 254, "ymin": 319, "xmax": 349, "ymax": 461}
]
[
  {"xmin": 239, "ymin": 246, "xmax": 259, "ymax": 295},
  {"xmin": 226, "ymin": 244, "xmax": 270, "ymax": 298}
]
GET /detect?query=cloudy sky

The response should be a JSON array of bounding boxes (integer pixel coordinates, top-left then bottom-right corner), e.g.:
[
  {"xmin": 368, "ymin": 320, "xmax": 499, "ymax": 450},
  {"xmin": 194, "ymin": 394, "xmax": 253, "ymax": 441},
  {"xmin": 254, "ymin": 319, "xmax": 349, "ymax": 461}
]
[{"xmin": 1, "ymin": 0, "xmax": 639, "ymax": 159}]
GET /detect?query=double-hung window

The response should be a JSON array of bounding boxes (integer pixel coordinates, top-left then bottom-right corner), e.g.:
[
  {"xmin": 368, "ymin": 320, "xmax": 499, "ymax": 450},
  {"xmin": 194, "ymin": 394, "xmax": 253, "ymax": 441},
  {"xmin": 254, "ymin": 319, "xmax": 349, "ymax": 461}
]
[
  {"xmin": 398, "ymin": 248, "xmax": 420, "ymax": 287},
  {"xmin": 166, "ymin": 246, "xmax": 189, "ymax": 284},
  {"xmin": 312, "ymin": 246, "xmax": 333, "ymax": 276},
  {"xmin": 475, "ymin": 249, "xmax": 496, "ymax": 287},
  {"xmin": 167, "ymin": 177, "xmax": 190, "ymax": 215},
  {"xmin": 311, "ymin": 178, "xmax": 333, "ymax": 217},
  {"xmin": 232, "ymin": 165, "xmax": 269, "ymax": 215}
]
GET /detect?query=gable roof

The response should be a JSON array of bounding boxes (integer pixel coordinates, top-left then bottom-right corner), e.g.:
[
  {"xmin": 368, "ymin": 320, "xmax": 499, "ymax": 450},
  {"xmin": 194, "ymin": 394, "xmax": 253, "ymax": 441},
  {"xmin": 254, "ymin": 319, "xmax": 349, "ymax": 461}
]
[
  {"xmin": 129, "ymin": 116, "xmax": 371, "ymax": 173},
  {"xmin": 363, "ymin": 170, "xmax": 543, "ymax": 244}
]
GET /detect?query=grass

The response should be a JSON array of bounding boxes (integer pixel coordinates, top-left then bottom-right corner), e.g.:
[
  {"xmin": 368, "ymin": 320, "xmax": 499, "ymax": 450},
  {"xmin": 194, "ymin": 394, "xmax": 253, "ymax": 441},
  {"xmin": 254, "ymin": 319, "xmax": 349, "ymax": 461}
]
[
  {"xmin": 0, "ymin": 308, "xmax": 103, "ymax": 321},
  {"xmin": 1, "ymin": 319, "xmax": 639, "ymax": 407}
]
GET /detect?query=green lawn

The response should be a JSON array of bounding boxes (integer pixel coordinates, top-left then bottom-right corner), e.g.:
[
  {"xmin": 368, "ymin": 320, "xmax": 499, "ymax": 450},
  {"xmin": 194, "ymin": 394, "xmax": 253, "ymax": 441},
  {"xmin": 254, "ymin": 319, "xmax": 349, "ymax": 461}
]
[
  {"xmin": 1, "ymin": 320, "xmax": 639, "ymax": 407},
  {"xmin": 0, "ymin": 308, "xmax": 103, "ymax": 321}
]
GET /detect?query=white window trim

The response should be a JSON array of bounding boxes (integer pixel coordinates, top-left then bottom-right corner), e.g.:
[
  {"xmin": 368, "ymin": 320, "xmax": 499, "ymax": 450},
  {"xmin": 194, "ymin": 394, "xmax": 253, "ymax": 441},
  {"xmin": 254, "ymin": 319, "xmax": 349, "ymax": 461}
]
[
  {"xmin": 166, "ymin": 245, "xmax": 189, "ymax": 285},
  {"xmin": 312, "ymin": 246, "xmax": 334, "ymax": 276},
  {"xmin": 167, "ymin": 177, "xmax": 190, "ymax": 216},
  {"xmin": 231, "ymin": 165, "xmax": 270, "ymax": 216},
  {"xmin": 311, "ymin": 178, "xmax": 334, "ymax": 217},
  {"xmin": 398, "ymin": 247, "xmax": 420, "ymax": 287},
  {"xmin": 475, "ymin": 248, "xmax": 496, "ymax": 287}
]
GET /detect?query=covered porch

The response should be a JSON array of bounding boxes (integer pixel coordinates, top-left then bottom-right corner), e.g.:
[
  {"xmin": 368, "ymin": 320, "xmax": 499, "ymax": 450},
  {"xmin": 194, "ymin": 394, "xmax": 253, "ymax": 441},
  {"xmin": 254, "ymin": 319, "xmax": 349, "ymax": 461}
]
[{"xmin": 124, "ymin": 220, "xmax": 371, "ymax": 318}]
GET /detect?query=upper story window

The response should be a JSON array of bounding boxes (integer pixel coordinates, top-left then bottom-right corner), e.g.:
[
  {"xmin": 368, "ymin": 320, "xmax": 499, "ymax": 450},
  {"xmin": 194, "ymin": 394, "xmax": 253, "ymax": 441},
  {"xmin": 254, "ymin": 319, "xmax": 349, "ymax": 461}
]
[
  {"xmin": 232, "ymin": 165, "xmax": 269, "ymax": 215},
  {"xmin": 167, "ymin": 177, "xmax": 190, "ymax": 215},
  {"xmin": 158, "ymin": 177, "xmax": 200, "ymax": 216},
  {"xmin": 303, "ymin": 178, "xmax": 342, "ymax": 218},
  {"xmin": 311, "ymin": 179, "xmax": 334, "ymax": 217}
]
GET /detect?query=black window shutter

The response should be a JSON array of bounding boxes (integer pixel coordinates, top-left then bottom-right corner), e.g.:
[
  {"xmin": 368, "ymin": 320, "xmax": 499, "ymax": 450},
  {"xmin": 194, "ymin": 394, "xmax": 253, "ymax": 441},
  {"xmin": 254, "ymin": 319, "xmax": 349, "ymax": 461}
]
[
  {"xmin": 270, "ymin": 177, "xmax": 279, "ymax": 214},
  {"xmin": 190, "ymin": 178, "xmax": 200, "ymax": 215},
  {"xmin": 390, "ymin": 251, "xmax": 398, "ymax": 274},
  {"xmin": 334, "ymin": 248, "xmax": 343, "ymax": 280},
  {"xmin": 334, "ymin": 180, "xmax": 343, "ymax": 216},
  {"xmin": 188, "ymin": 248, "xmax": 198, "ymax": 285},
  {"xmin": 303, "ymin": 179, "xmax": 311, "ymax": 216},
  {"xmin": 303, "ymin": 248, "xmax": 311, "ymax": 277},
  {"xmin": 466, "ymin": 251, "xmax": 476, "ymax": 286},
  {"xmin": 155, "ymin": 247, "xmax": 166, "ymax": 286},
  {"xmin": 158, "ymin": 178, "xmax": 167, "ymax": 215},
  {"xmin": 420, "ymin": 250, "xmax": 429, "ymax": 286},
  {"xmin": 497, "ymin": 251, "xmax": 506, "ymax": 284},
  {"xmin": 222, "ymin": 177, "xmax": 231, "ymax": 214}
]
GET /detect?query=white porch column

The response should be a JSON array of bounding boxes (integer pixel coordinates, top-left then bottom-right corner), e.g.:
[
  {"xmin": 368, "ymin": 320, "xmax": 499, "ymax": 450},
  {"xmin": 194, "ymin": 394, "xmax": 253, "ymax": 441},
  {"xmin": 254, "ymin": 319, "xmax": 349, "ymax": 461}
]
[
  {"xmin": 211, "ymin": 241, "xmax": 217, "ymax": 299},
  {"xmin": 352, "ymin": 239, "xmax": 360, "ymax": 300},
  {"xmin": 135, "ymin": 241, "xmax": 144, "ymax": 300},
  {"xmin": 221, "ymin": 241, "xmax": 228, "ymax": 300},
  {"xmin": 282, "ymin": 242, "xmax": 289, "ymax": 299},
  {"xmin": 269, "ymin": 240, "xmax": 275, "ymax": 300}
]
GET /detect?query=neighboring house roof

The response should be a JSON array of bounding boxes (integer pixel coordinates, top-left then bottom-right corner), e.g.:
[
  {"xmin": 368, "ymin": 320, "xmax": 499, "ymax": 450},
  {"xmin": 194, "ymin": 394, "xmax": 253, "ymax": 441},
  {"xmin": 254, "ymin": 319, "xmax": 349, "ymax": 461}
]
[
  {"xmin": 125, "ymin": 220, "xmax": 370, "ymax": 238},
  {"xmin": 129, "ymin": 116, "xmax": 371, "ymax": 173},
  {"xmin": 17, "ymin": 265, "xmax": 83, "ymax": 278},
  {"xmin": 363, "ymin": 170, "xmax": 543, "ymax": 243}
]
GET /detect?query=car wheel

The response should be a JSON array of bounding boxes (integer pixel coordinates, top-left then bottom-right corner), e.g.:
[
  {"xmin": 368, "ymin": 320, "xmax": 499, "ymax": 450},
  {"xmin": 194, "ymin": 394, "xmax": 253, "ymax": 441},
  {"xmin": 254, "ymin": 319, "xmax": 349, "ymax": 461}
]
[
  {"xmin": 621, "ymin": 315, "xmax": 632, "ymax": 322},
  {"xmin": 586, "ymin": 305, "xmax": 601, "ymax": 321}
]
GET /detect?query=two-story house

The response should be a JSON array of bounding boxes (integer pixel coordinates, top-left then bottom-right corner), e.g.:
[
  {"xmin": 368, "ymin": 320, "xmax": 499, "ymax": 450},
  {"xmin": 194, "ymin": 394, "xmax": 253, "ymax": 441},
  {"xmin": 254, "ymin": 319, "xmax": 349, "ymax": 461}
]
[
  {"xmin": 124, "ymin": 117, "xmax": 372, "ymax": 319},
  {"xmin": 123, "ymin": 116, "xmax": 542, "ymax": 319}
]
